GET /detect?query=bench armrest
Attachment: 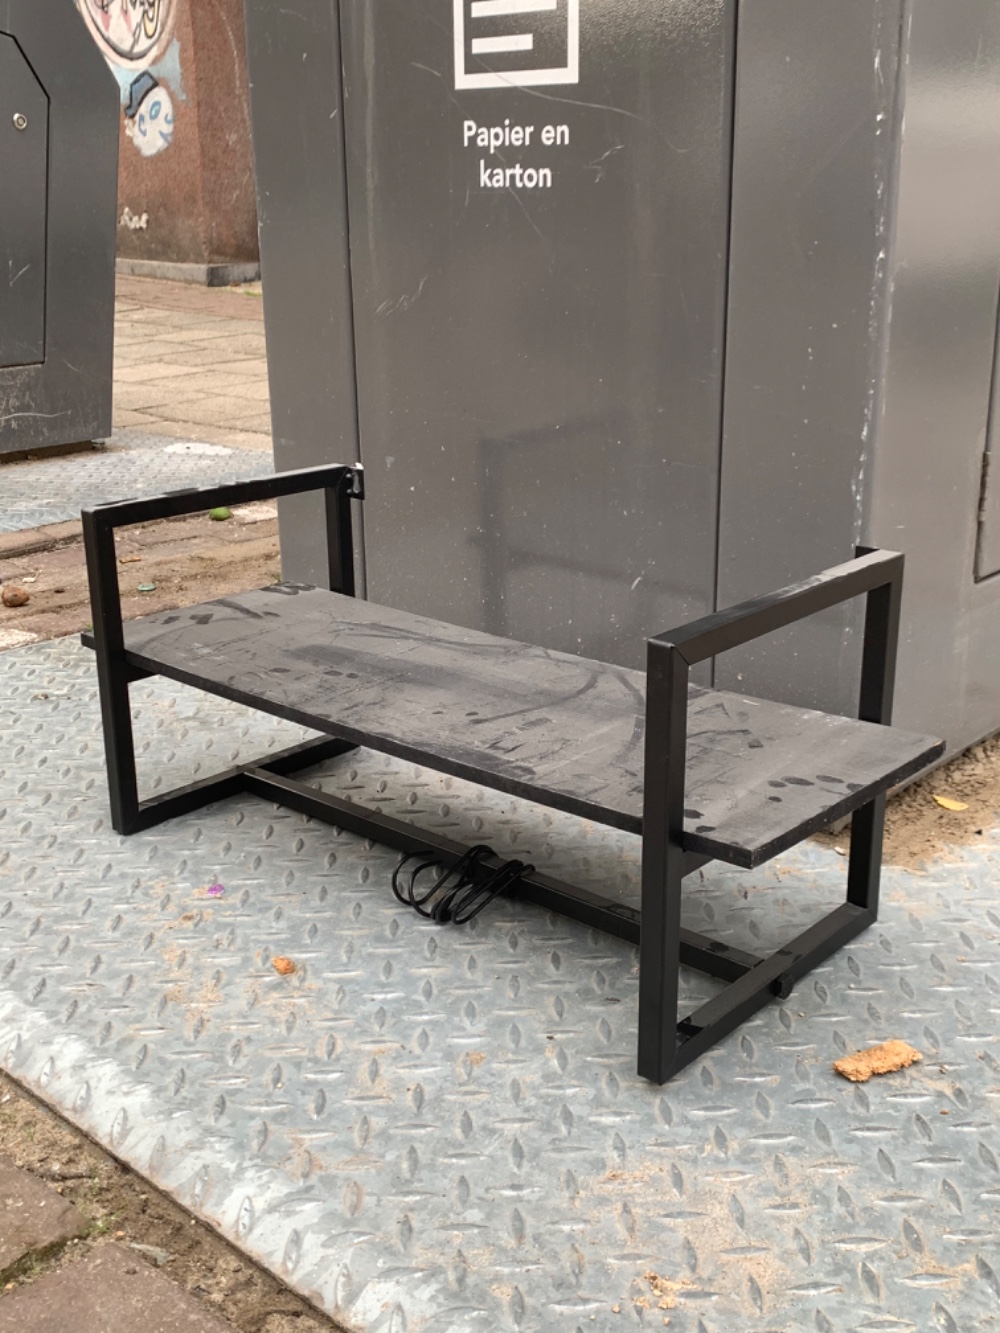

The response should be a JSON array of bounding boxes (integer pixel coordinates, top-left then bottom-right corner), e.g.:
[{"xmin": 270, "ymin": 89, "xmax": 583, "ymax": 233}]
[
  {"xmin": 654, "ymin": 547, "xmax": 901, "ymax": 664},
  {"xmin": 642, "ymin": 545, "xmax": 905, "ymax": 866},
  {"xmin": 80, "ymin": 462, "xmax": 364, "ymax": 529},
  {"xmin": 652, "ymin": 547, "xmax": 903, "ymax": 728},
  {"xmin": 82, "ymin": 462, "xmax": 364, "ymax": 660}
]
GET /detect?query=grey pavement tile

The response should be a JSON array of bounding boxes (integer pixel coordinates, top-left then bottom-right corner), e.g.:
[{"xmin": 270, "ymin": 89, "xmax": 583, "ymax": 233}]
[
  {"xmin": 196, "ymin": 334, "xmax": 267, "ymax": 354},
  {"xmin": 113, "ymin": 386, "xmax": 212, "ymax": 413},
  {"xmin": 113, "ymin": 350, "xmax": 199, "ymax": 371},
  {"xmin": 224, "ymin": 413, "xmax": 274, "ymax": 433},
  {"xmin": 125, "ymin": 421, "xmax": 270, "ymax": 450},
  {"xmin": 155, "ymin": 327, "xmax": 258, "ymax": 345},
  {"xmin": 113, "ymin": 364, "xmax": 205, "ymax": 385},
  {"xmin": 150, "ymin": 398, "xmax": 272, "ymax": 430},
  {"xmin": 232, "ymin": 381, "xmax": 272, "ymax": 402},
  {"xmin": 159, "ymin": 349, "xmax": 262, "ymax": 367},
  {"xmin": 111, "ymin": 408, "xmax": 171, "ymax": 430},
  {"xmin": 210, "ymin": 360, "xmax": 271, "ymax": 377}
]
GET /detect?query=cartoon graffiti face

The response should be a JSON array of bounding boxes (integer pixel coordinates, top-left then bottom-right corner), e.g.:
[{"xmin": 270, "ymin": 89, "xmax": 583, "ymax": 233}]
[
  {"xmin": 126, "ymin": 81, "xmax": 174, "ymax": 156},
  {"xmin": 79, "ymin": 0, "xmax": 177, "ymax": 68}
]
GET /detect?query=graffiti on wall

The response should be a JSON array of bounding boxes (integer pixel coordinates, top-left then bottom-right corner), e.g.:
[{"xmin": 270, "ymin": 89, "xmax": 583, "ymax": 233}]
[{"xmin": 77, "ymin": 0, "xmax": 183, "ymax": 156}]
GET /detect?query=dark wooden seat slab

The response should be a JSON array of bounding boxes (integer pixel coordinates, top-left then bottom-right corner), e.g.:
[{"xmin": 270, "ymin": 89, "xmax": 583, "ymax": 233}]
[{"xmin": 90, "ymin": 583, "xmax": 943, "ymax": 869}]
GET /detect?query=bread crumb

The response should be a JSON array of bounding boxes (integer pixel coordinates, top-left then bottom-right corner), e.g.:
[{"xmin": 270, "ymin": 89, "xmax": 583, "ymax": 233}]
[{"xmin": 833, "ymin": 1039, "xmax": 922, "ymax": 1082}]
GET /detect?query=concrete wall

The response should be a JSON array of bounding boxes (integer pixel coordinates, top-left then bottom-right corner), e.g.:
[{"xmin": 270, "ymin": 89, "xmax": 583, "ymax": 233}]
[{"xmin": 76, "ymin": 0, "xmax": 258, "ymax": 266}]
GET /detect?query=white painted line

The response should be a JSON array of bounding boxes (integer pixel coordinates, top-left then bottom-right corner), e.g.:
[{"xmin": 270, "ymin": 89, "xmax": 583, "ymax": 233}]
[
  {"xmin": 471, "ymin": 32, "xmax": 534, "ymax": 53},
  {"xmin": 471, "ymin": 0, "xmax": 557, "ymax": 17}
]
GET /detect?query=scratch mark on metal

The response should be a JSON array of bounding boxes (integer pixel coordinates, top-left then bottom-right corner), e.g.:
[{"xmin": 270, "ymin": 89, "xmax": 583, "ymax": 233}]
[
  {"xmin": 584, "ymin": 144, "xmax": 624, "ymax": 183},
  {"xmin": 0, "ymin": 411, "xmax": 70, "ymax": 427},
  {"xmin": 375, "ymin": 274, "xmax": 429, "ymax": 317}
]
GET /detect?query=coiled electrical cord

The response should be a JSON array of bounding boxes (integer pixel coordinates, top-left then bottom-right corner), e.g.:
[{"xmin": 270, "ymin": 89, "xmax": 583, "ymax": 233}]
[{"xmin": 391, "ymin": 844, "xmax": 534, "ymax": 924}]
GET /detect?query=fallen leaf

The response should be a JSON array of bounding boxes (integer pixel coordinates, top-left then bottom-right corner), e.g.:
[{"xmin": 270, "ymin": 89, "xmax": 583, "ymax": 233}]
[
  {"xmin": 272, "ymin": 956, "xmax": 296, "ymax": 976},
  {"xmin": 932, "ymin": 795, "xmax": 968, "ymax": 811},
  {"xmin": 833, "ymin": 1039, "xmax": 922, "ymax": 1083}
]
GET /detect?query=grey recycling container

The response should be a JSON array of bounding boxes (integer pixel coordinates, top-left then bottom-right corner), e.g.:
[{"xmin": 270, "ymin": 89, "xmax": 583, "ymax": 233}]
[
  {"xmin": 0, "ymin": 0, "xmax": 118, "ymax": 456},
  {"xmin": 244, "ymin": 0, "xmax": 1000, "ymax": 763}
]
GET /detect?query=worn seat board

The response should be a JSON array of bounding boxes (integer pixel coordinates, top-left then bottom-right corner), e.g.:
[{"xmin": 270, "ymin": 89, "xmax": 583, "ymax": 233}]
[{"xmin": 93, "ymin": 585, "xmax": 943, "ymax": 867}]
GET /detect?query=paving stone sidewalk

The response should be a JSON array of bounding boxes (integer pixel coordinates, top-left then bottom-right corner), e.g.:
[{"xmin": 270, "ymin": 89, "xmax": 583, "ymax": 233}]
[
  {"xmin": 0, "ymin": 1157, "xmax": 238, "ymax": 1333},
  {"xmin": 0, "ymin": 1244, "xmax": 240, "ymax": 1333},
  {"xmin": 112, "ymin": 276, "xmax": 271, "ymax": 452},
  {"xmin": 0, "ymin": 1155, "xmax": 86, "ymax": 1272}
]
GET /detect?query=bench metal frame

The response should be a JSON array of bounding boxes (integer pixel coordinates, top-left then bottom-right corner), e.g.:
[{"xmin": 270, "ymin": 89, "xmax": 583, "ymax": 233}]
[{"xmin": 83, "ymin": 465, "xmax": 903, "ymax": 1084}]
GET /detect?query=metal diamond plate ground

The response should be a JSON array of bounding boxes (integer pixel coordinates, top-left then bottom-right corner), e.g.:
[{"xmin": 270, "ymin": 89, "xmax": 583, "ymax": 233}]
[
  {"xmin": 0, "ymin": 429, "xmax": 273, "ymax": 533},
  {"xmin": 1, "ymin": 636, "xmax": 998, "ymax": 1333}
]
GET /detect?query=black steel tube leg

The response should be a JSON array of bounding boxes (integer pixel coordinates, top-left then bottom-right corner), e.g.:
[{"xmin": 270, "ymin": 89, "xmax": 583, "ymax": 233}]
[
  {"xmin": 82, "ymin": 512, "xmax": 140, "ymax": 833},
  {"xmin": 638, "ymin": 639, "xmax": 691, "ymax": 1084},
  {"xmin": 854, "ymin": 553, "xmax": 903, "ymax": 728},
  {"xmin": 847, "ymin": 795, "xmax": 885, "ymax": 913},
  {"xmin": 323, "ymin": 474, "xmax": 358, "ymax": 597},
  {"xmin": 847, "ymin": 551, "xmax": 902, "ymax": 912}
]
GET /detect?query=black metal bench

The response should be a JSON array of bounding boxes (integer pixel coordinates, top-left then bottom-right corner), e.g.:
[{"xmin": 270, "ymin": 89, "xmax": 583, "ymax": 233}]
[{"xmin": 81, "ymin": 464, "xmax": 943, "ymax": 1084}]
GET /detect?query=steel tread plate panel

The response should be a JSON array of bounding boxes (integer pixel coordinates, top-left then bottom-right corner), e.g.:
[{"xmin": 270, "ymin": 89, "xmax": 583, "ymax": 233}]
[
  {"xmin": 0, "ymin": 431, "xmax": 273, "ymax": 535},
  {"xmin": 1, "ymin": 638, "xmax": 999, "ymax": 1333},
  {"xmin": 102, "ymin": 583, "xmax": 942, "ymax": 867}
]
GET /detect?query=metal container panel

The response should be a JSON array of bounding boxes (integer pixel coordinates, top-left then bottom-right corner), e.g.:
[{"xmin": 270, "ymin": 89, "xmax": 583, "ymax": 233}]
[
  {"xmin": 715, "ymin": 0, "xmax": 905, "ymax": 714},
  {"xmin": 870, "ymin": 0, "xmax": 1000, "ymax": 754},
  {"xmin": 975, "ymin": 330, "xmax": 1000, "ymax": 581},
  {"xmin": 0, "ymin": 0, "xmax": 117, "ymax": 455},
  {"xmin": 243, "ymin": 0, "xmax": 362, "ymax": 590},
  {"xmin": 0, "ymin": 33, "xmax": 47, "ymax": 369},
  {"xmin": 336, "ymin": 0, "xmax": 737, "ymax": 668},
  {"xmin": 979, "ymin": 463, "xmax": 1000, "ymax": 582}
]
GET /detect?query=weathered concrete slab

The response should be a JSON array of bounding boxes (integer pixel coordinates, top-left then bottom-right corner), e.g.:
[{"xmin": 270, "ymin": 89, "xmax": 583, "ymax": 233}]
[
  {"xmin": 0, "ymin": 1242, "xmax": 240, "ymax": 1333},
  {"xmin": 0, "ymin": 1155, "xmax": 86, "ymax": 1274}
]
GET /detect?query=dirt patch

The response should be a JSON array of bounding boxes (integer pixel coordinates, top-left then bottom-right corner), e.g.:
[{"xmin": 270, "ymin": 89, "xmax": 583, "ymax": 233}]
[
  {"xmin": 0, "ymin": 511, "xmax": 281, "ymax": 646},
  {"xmin": 0, "ymin": 1072, "xmax": 342, "ymax": 1333},
  {"xmin": 817, "ymin": 731, "xmax": 1000, "ymax": 868}
]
